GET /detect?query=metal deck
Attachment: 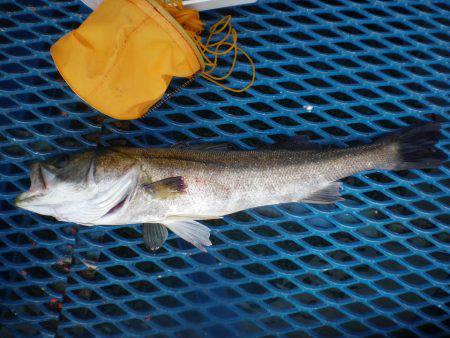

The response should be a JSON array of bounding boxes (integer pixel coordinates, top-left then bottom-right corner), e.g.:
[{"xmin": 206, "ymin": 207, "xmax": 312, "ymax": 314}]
[{"xmin": 0, "ymin": 0, "xmax": 449, "ymax": 336}]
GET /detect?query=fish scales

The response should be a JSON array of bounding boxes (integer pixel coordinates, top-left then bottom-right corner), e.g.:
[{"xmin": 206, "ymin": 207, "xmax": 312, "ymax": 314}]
[{"xmin": 15, "ymin": 124, "xmax": 447, "ymax": 251}]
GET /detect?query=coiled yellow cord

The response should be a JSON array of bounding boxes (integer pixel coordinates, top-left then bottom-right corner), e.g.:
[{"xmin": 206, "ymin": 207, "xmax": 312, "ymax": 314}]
[{"xmin": 157, "ymin": 0, "xmax": 255, "ymax": 92}]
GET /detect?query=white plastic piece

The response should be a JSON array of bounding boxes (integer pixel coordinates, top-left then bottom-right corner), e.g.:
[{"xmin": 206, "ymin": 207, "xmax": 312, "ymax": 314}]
[
  {"xmin": 183, "ymin": 0, "xmax": 257, "ymax": 11},
  {"xmin": 80, "ymin": 0, "xmax": 102, "ymax": 10},
  {"xmin": 81, "ymin": 0, "xmax": 257, "ymax": 11}
]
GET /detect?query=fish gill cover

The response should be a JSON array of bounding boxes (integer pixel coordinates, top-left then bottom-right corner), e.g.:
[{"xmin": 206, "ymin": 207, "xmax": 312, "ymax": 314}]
[{"xmin": 0, "ymin": 0, "xmax": 449, "ymax": 337}]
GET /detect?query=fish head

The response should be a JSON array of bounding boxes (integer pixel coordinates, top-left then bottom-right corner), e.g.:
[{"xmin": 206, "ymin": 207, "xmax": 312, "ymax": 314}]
[
  {"xmin": 15, "ymin": 150, "xmax": 138, "ymax": 224},
  {"xmin": 15, "ymin": 151, "xmax": 97, "ymax": 215}
]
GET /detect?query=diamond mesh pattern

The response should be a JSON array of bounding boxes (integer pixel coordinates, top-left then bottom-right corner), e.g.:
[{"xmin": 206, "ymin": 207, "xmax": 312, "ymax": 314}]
[{"xmin": 0, "ymin": 0, "xmax": 449, "ymax": 337}]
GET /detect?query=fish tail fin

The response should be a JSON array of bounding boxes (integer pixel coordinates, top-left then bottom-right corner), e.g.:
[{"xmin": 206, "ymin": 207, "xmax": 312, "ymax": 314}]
[{"xmin": 380, "ymin": 123, "xmax": 447, "ymax": 170}]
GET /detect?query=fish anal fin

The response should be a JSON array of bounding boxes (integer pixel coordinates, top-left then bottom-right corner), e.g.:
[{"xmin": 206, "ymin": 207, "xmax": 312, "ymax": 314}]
[
  {"xmin": 143, "ymin": 176, "xmax": 186, "ymax": 199},
  {"xmin": 142, "ymin": 223, "xmax": 168, "ymax": 251},
  {"xmin": 302, "ymin": 182, "xmax": 344, "ymax": 204},
  {"xmin": 164, "ymin": 220, "xmax": 211, "ymax": 252}
]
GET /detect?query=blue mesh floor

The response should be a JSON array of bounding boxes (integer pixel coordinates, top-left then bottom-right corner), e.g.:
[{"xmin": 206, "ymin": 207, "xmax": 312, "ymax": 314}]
[{"xmin": 0, "ymin": 0, "xmax": 449, "ymax": 337}]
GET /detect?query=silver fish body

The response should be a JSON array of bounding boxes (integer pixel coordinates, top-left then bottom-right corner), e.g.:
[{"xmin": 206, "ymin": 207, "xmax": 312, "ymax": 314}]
[
  {"xmin": 15, "ymin": 124, "xmax": 446, "ymax": 251},
  {"xmin": 104, "ymin": 146, "xmax": 386, "ymax": 224}
]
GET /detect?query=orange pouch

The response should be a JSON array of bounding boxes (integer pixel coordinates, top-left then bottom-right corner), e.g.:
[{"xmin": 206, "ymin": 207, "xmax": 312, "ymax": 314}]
[{"xmin": 51, "ymin": 0, "xmax": 203, "ymax": 120}]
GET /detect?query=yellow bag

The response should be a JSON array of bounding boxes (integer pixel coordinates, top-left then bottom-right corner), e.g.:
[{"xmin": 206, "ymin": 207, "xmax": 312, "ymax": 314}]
[{"xmin": 51, "ymin": 0, "xmax": 254, "ymax": 120}]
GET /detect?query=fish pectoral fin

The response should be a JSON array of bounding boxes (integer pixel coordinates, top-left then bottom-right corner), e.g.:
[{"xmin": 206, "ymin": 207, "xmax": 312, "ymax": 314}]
[
  {"xmin": 142, "ymin": 176, "xmax": 186, "ymax": 200},
  {"xmin": 164, "ymin": 220, "xmax": 212, "ymax": 252},
  {"xmin": 142, "ymin": 223, "xmax": 168, "ymax": 251},
  {"xmin": 301, "ymin": 182, "xmax": 345, "ymax": 204}
]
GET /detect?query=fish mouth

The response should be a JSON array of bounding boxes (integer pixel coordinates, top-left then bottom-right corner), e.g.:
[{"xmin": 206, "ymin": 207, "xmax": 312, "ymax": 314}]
[
  {"xmin": 37, "ymin": 164, "xmax": 47, "ymax": 190},
  {"xmin": 15, "ymin": 163, "xmax": 47, "ymax": 208},
  {"xmin": 15, "ymin": 193, "xmax": 33, "ymax": 209},
  {"xmin": 29, "ymin": 162, "xmax": 49, "ymax": 192}
]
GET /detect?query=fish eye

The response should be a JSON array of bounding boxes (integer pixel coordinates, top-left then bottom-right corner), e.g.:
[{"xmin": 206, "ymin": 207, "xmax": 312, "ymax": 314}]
[{"xmin": 48, "ymin": 154, "xmax": 70, "ymax": 169}]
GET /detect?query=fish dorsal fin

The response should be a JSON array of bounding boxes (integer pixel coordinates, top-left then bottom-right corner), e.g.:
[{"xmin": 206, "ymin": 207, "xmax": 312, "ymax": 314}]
[
  {"xmin": 142, "ymin": 223, "xmax": 168, "ymax": 251},
  {"xmin": 302, "ymin": 182, "xmax": 344, "ymax": 204},
  {"xmin": 171, "ymin": 141, "xmax": 232, "ymax": 151},
  {"xmin": 164, "ymin": 220, "xmax": 212, "ymax": 252},
  {"xmin": 171, "ymin": 138, "xmax": 317, "ymax": 151},
  {"xmin": 269, "ymin": 135, "xmax": 321, "ymax": 151}
]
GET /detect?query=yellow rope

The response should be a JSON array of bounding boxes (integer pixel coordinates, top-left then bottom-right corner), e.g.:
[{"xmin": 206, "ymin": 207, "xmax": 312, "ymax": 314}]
[{"xmin": 157, "ymin": 0, "xmax": 255, "ymax": 93}]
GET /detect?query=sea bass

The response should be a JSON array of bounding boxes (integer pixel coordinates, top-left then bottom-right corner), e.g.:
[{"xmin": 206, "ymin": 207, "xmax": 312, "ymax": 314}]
[{"xmin": 15, "ymin": 124, "xmax": 446, "ymax": 251}]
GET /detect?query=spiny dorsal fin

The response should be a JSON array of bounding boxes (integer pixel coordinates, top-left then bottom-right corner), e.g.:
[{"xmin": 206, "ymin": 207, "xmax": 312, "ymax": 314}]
[
  {"xmin": 171, "ymin": 137, "xmax": 319, "ymax": 152},
  {"xmin": 268, "ymin": 135, "xmax": 321, "ymax": 151},
  {"xmin": 171, "ymin": 141, "xmax": 233, "ymax": 151}
]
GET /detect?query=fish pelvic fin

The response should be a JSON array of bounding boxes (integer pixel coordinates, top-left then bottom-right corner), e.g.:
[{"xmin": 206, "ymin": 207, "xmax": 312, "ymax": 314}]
[
  {"xmin": 164, "ymin": 220, "xmax": 212, "ymax": 252},
  {"xmin": 301, "ymin": 182, "xmax": 345, "ymax": 204},
  {"xmin": 142, "ymin": 223, "xmax": 168, "ymax": 251}
]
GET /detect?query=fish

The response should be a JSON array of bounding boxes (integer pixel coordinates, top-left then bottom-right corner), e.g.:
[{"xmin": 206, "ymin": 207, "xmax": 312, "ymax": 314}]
[{"xmin": 15, "ymin": 123, "xmax": 447, "ymax": 251}]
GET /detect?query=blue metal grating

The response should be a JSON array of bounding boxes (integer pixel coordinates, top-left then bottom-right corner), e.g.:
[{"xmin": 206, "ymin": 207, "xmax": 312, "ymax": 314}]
[{"xmin": 0, "ymin": 0, "xmax": 449, "ymax": 336}]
